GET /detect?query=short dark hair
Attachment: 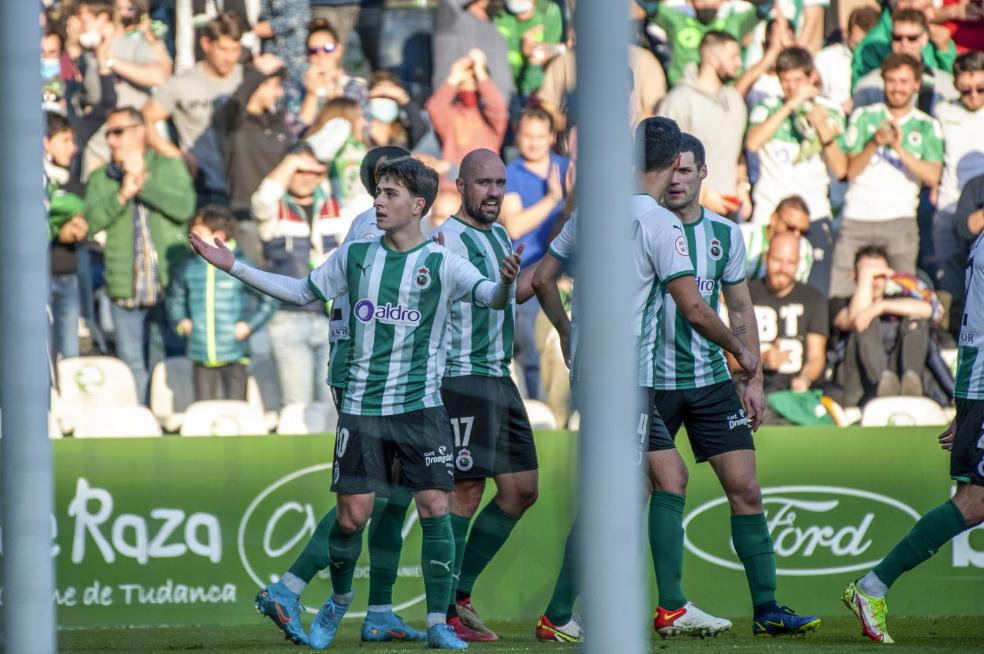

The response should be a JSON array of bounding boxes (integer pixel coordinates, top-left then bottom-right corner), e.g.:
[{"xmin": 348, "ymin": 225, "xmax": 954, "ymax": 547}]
[
  {"xmin": 107, "ymin": 106, "xmax": 145, "ymax": 125},
  {"xmin": 77, "ymin": 0, "xmax": 113, "ymax": 17},
  {"xmin": 361, "ymin": 146, "xmax": 411, "ymax": 196},
  {"xmin": 881, "ymin": 52, "xmax": 923, "ymax": 79},
  {"xmin": 374, "ymin": 156, "xmax": 439, "ymax": 216},
  {"xmin": 43, "ymin": 27, "xmax": 65, "ymax": 50},
  {"xmin": 776, "ymin": 47, "xmax": 814, "ymax": 76},
  {"xmin": 202, "ymin": 11, "xmax": 244, "ymax": 41},
  {"xmin": 634, "ymin": 116, "xmax": 682, "ymax": 173},
  {"xmin": 775, "ymin": 195, "xmax": 810, "ymax": 216},
  {"xmin": 190, "ymin": 204, "xmax": 235, "ymax": 239},
  {"xmin": 847, "ymin": 6, "xmax": 881, "ymax": 34},
  {"xmin": 854, "ymin": 244, "xmax": 889, "ymax": 267},
  {"xmin": 891, "ymin": 8, "xmax": 928, "ymax": 31},
  {"xmin": 306, "ymin": 17, "xmax": 340, "ymax": 44},
  {"xmin": 45, "ymin": 111, "xmax": 72, "ymax": 139},
  {"xmin": 679, "ymin": 133, "xmax": 705, "ymax": 169},
  {"xmin": 954, "ymin": 51, "xmax": 984, "ymax": 78},
  {"xmin": 699, "ymin": 30, "xmax": 738, "ymax": 57},
  {"xmin": 516, "ymin": 106, "xmax": 555, "ymax": 134}
]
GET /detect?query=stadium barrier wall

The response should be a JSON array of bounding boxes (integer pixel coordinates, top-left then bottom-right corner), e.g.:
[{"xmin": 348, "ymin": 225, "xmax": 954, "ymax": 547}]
[{"xmin": 7, "ymin": 428, "xmax": 984, "ymax": 628}]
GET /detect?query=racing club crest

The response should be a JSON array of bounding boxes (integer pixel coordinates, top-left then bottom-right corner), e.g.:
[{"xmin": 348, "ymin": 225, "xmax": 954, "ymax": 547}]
[
  {"xmin": 455, "ymin": 448, "xmax": 474, "ymax": 472},
  {"xmin": 414, "ymin": 265, "xmax": 432, "ymax": 290}
]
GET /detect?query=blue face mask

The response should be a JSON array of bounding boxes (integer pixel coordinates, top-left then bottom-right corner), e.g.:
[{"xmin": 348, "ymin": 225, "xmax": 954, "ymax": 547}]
[
  {"xmin": 42, "ymin": 58, "xmax": 61, "ymax": 80},
  {"xmin": 369, "ymin": 97, "xmax": 400, "ymax": 124}
]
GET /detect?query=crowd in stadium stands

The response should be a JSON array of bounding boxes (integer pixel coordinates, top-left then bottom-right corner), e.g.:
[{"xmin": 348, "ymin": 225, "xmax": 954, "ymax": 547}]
[{"xmin": 41, "ymin": 0, "xmax": 984, "ymax": 427}]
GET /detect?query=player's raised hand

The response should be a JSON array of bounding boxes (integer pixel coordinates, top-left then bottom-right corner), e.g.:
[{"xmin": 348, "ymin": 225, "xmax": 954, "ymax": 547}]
[
  {"xmin": 189, "ymin": 232, "xmax": 235, "ymax": 272},
  {"xmin": 939, "ymin": 419, "xmax": 956, "ymax": 451},
  {"xmin": 500, "ymin": 243, "xmax": 525, "ymax": 285}
]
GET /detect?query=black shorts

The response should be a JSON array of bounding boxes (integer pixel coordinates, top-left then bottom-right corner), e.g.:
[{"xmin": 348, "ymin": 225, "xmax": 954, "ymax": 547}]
[
  {"xmin": 639, "ymin": 388, "xmax": 673, "ymax": 463},
  {"xmin": 331, "ymin": 407, "xmax": 456, "ymax": 494},
  {"xmin": 652, "ymin": 381, "xmax": 755, "ymax": 463},
  {"xmin": 441, "ymin": 375, "xmax": 539, "ymax": 480},
  {"xmin": 952, "ymin": 398, "xmax": 984, "ymax": 486}
]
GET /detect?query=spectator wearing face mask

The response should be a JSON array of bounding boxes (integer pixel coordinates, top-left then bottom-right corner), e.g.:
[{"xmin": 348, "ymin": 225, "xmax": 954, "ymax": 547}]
[
  {"xmin": 305, "ymin": 96, "xmax": 368, "ymax": 213},
  {"xmin": 365, "ymin": 71, "xmax": 429, "ymax": 151},
  {"xmin": 425, "ymin": 49, "xmax": 508, "ymax": 181}
]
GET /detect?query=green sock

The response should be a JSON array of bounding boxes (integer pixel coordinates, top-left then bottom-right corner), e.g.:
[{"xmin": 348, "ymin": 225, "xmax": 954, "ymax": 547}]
[
  {"xmin": 328, "ymin": 518, "xmax": 364, "ymax": 596},
  {"xmin": 367, "ymin": 486, "xmax": 413, "ymax": 606},
  {"xmin": 873, "ymin": 499, "xmax": 968, "ymax": 588},
  {"xmin": 421, "ymin": 514, "xmax": 455, "ymax": 615},
  {"xmin": 648, "ymin": 491, "xmax": 687, "ymax": 611},
  {"xmin": 544, "ymin": 516, "xmax": 579, "ymax": 625},
  {"xmin": 450, "ymin": 513, "xmax": 472, "ymax": 591},
  {"xmin": 287, "ymin": 508, "xmax": 336, "ymax": 583},
  {"xmin": 731, "ymin": 513, "xmax": 777, "ymax": 608},
  {"xmin": 457, "ymin": 501, "xmax": 521, "ymax": 595}
]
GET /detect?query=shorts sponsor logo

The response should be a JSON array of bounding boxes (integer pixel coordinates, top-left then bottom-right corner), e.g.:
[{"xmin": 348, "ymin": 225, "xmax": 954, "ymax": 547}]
[
  {"xmin": 414, "ymin": 266, "xmax": 432, "ymax": 290},
  {"xmin": 425, "ymin": 446, "xmax": 453, "ymax": 467},
  {"xmin": 726, "ymin": 409, "xmax": 749, "ymax": 430},
  {"xmin": 683, "ymin": 485, "xmax": 921, "ymax": 576},
  {"xmin": 353, "ymin": 299, "xmax": 422, "ymax": 327},
  {"xmin": 674, "ymin": 235, "xmax": 689, "ymax": 257},
  {"xmin": 707, "ymin": 239, "xmax": 723, "ymax": 261},
  {"xmin": 455, "ymin": 448, "xmax": 474, "ymax": 472}
]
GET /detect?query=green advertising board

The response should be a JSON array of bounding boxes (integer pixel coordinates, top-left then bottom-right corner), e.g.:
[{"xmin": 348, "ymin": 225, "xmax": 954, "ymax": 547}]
[{"xmin": 3, "ymin": 428, "xmax": 983, "ymax": 629}]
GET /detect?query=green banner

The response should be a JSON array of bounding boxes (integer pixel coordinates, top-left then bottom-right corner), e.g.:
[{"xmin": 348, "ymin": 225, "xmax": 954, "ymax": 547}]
[{"xmin": 3, "ymin": 428, "xmax": 982, "ymax": 628}]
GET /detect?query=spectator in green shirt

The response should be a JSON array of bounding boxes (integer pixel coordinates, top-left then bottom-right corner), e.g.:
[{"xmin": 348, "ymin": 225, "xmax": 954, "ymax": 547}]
[
  {"xmin": 851, "ymin": 0, "xmax": 956, "ymax": 89},
  {"xmin": 493, "ymin": 0, "xmax": 564, "ymax": 98}
]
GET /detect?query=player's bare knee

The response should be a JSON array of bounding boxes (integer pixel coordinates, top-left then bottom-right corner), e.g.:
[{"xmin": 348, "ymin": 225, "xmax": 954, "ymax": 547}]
[
  {"xmin": 496, "ymin": 485, "xmax": 539, "ymax": 515},
  {"xmin": 416, "ymin": 489, "xmax": 451, "ymax": 518},
  {"xmin": 451, "ymin": 480, "xmax": 485, "ymax": 516},
  {"xmin": 728, "ymin": 478, "xmax": 762, "ymax": 512},
  {"xmin": 335, "ymin": 504, "xmax": 370, "ymax": 534},
  {"xmin": 953, "ymin": 484, "xmax": 984, "ymax": 525},
  {"xmin": 649, "ymin": 461, "xmax": 688, "ymax": 495}
]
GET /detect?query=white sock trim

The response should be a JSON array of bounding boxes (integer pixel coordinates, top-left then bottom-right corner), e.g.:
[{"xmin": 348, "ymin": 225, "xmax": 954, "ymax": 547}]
[
  {"xmin": 426, "ymin": 612, "xmax": 446, "ymax": 628},
  {"xmin": 280, "ymin": 572, "xmax": 307, "ymax": 596},
  {"xmin": 367, "ymin": 604, "xmax": 393, "ymax": 613},
  {"xmin": 332, "ymin": 591, "xmax": 354, "ymax": 605},
  {"xmin": 859, "ymin": 571, "xmax": 888, "ymax": 598}
]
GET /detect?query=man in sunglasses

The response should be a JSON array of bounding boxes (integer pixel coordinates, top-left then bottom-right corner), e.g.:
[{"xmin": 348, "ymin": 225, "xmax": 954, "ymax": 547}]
[
  {"xmin": 83, "ymin": 106, "xmax": 197, "ymax": 404},
  {"xmin": 853, "ymin": 8, "xmax": 959, "ymax": 114},
  {"xmin": 830, "ymin": 52, "xmax": 943, "ymax": 298},
  {"xmin": 932, "ymin": 51, "xmax": 984, "ymax": 343}
]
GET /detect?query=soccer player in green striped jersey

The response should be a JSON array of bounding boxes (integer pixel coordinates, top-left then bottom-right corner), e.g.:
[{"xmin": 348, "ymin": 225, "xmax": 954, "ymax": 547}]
[
  {"xmin": 436, "ymin": 150, "xmax": 539, "ymax": 642},
  {"xmin": 843, "ymin": 233, "xmax": 984, "ymax": 644},
  {"xmin": 190, "ymin": 156, "xmax": 523, "ymax": 651},
  {"xmin": 652, "ymin": 134, "xmax": 819, "ymax": 638}
]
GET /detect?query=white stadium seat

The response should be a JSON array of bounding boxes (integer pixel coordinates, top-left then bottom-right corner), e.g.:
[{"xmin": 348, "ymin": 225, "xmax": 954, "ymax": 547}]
[
  {"xmin": 150, "ymin": 357, "xmax": 195, "ymax": 432},
  {"xmin": 73, "ymin": 406, "xmax": 163, "ymax": 438},
  {"xmin": 860, "ymin": 396, "xmax": 949, "ymax": 427},
  {"xmin": 56, "ymin": 356, "xmax": 139, "ymax": 433},
  {"xmin": 524, "ymin": 399, "xmax": 558, "ymax": 430},
  {"xmin": 277, "ymin": 402, "xmax": 338, "ymax": 435},
  {"xmin": 180, "ymin": 400, "xmax": 269, "ymax": 436}
]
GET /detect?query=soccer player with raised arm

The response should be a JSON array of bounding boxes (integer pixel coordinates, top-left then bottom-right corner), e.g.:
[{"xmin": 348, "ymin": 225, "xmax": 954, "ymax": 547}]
[
  {"xmin": 842, "ymin": 233, "xmax": 984, "ymax": 644},
  {"xmin": 529, "ymin": 117, "xmax": 761, "ymax": 643},
  {"xmin": 434, "ymin": 149, "xmax": 539, "ymax": 642},
  {"xmin": 654, "ymin": 134, "xmax": 820, "ymax": 638},
  {"xmin": 189, "ymin": 156, "xmax": 523, "ymax": 651},
  {"xmin": 251, "ymin": 146, "xmax": 431, "ymax": 646}
]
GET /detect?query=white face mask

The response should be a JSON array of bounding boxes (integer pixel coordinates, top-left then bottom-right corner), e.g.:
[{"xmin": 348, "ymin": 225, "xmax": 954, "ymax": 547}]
[
  {"xmin": 42, "ymin": 58, "xmax": 61, "ymax": 79},
  {"xmin": 505, "ymin": 0, "xmax": 534, "ymax": 14},
  {"xmin": 369, "ymin": 97, "xmax": 400, "ymax": 124}
]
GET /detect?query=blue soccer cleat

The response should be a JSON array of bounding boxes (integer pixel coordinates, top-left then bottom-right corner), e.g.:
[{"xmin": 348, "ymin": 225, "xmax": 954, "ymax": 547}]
[
  {"xmin": 309, "ymin": 595, "xmax": 351, "ymax": 649},
  {"xmin": 255, "ymin": 585, "xmax": 309, "ymax": 645},
  {"xmin": 752, "ymin": 604, "xmax": 821, "ymax": 637},
  {"xmin": 361, "ymin": 610, "xmax": 427, "ymax": 641},
  {"xmin": 426, "ymin": 623, "xmax": 469, "ymax": 650}
]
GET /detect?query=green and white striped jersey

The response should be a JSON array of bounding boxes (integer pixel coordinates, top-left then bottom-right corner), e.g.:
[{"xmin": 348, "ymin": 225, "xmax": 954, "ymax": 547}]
[
  {"xmin": 327, "ymin": 207, "xmax": 383, "ymax": 390},
  {"xmin": 633, "ymin": 195, "xmax": 697, "ymax": 388},
  {"xmin": 955, "ymin": 233, "xmax": 984, "ymax": 400},
  {"xmin": 439, "ymin": 216, "xmax": 516, "ymax": 378},
  {"xmin": 307, "ymin": 238, "xmax": 495, "ymax": 416},
  {"xmin": 653, "ymin": 208, "xmax": 746, "ymax": 389}
]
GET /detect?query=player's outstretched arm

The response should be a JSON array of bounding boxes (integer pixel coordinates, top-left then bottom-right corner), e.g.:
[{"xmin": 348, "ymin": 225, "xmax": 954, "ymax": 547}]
[
  {"xmin": 667, "ymin": 276, "xmax": 760, "ymax": 379},
  {"xmin": 189, "ymin": 233, "xmax": 318, "ymax": 306},
  {"xmin": 532, "ymin": 252, "xmax": 571, "ymax": 368}
]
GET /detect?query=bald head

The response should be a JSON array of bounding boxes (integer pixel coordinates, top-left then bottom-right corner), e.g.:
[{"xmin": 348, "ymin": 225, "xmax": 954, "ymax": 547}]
[
  {"xmin": 764, "ymin": 232, "xmax": 801, "ymax": 296},
  {"xmin": 456, "ymin": 148, "xmax": 507, "ymax": 226}
]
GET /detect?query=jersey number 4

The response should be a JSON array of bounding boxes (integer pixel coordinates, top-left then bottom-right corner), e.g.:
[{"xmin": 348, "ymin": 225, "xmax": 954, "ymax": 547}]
[{"xmin": 451, "ymin": 416, "xmax": 474, "ymax": 448}]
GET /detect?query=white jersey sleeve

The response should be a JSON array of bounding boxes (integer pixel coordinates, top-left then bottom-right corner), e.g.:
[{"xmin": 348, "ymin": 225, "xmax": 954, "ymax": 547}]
[
  {"xmin": 442, "ymin": 250, "xmax": 496, "ymax": 306},
  {"xmin": 722, "ymin": 221, "xmax": 748, "ymax": 285},
  {"xmin": 635, "ymin": 207, "xmax": 695, "ymax": 286},
  {"xmin": 305, "ymin": 242, "xmax": 350, "ymax": 302},
  {"xmin": 547, "ymin": 213, "xmax": 576, "ymax": 263}
]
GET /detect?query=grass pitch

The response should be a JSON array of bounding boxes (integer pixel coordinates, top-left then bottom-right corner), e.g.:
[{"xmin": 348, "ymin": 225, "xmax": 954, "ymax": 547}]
[{"xmin": 58, "ymin": 616, "xmax": 984, "ymax": 653}]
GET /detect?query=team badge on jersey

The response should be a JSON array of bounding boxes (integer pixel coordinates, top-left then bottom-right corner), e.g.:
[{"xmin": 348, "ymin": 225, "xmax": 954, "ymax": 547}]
[
  {"xmin": 907, "ymin": 131, "xmax": 922, "ymax": 148},
  {"xmin": 674, "ymin": 235, "xmax": 689, "ymax": 256},
  {"xmin": 455, "ymin": 448, "xmax": 474, "ymax": 472},
  {"xmin": 414, "ymin": 265, "xmax": 432, "ymax": 290},
  {"xmin": 708, "ymin": 238, "xmax": 723, "ymax": 261}
]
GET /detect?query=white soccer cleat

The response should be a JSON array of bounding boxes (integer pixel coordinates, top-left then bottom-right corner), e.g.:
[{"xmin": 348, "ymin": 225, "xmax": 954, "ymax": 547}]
[{"xmin": 654, "ymin": 602, "xmax": 732, "ymax": 639}]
